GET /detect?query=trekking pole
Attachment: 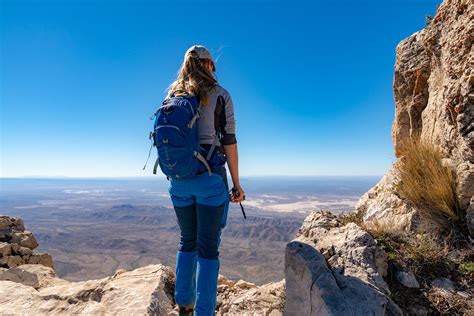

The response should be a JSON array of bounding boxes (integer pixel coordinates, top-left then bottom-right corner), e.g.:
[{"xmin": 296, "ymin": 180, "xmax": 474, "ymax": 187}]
[{"xmin": 230, "ymin": 188, "xmax": 246, "ymax": 219}]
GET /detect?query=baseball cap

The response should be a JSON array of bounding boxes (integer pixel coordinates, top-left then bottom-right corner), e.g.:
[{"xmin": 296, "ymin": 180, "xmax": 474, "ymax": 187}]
[{"xmin": 185, "ymin": 45, "xmax": 214, "ymax": 61}]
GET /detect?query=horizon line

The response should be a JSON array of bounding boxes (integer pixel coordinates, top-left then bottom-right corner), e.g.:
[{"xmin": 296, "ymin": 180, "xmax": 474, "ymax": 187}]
[{"xmin": 0, "ymin": 174, "xmax": 383, "ymax": 180}]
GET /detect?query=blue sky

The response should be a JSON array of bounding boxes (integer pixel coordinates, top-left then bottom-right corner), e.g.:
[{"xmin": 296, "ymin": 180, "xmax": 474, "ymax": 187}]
[{"xmin": 1, "ymin": 0, "xmax": 439, "ymax": 178}]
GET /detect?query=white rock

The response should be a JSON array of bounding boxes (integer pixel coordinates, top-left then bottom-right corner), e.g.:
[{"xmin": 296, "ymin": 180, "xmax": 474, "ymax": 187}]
[
  {"xmin": 0, "ymin": 264, "xmax": 175, "ymax": 315},
  {"xmin": 285, "ymin": 211, "xmax": 402, "ymax": 315}
]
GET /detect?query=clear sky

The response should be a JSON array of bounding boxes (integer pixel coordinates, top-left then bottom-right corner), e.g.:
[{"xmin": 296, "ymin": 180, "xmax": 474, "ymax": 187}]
[{"xmin": 1, "ymin": 0, "xmax": 439, "ymax": 178}]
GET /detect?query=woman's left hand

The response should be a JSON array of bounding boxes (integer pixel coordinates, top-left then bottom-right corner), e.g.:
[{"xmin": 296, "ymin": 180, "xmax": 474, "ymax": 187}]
[{"xmin": 231, "ymin": 185, "xmax": 246, "ymax": 203}]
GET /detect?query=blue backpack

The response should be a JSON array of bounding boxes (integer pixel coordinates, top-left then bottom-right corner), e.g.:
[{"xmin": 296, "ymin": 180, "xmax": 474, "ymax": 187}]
[{"xmin": 143, "ymin": 94, "xmax": 215, "ymax": 180}]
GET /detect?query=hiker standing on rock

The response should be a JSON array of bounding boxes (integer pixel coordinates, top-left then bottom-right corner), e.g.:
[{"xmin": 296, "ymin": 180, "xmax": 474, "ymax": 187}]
[{"xmin": 153, "ymin": 45, "xmax": 245, "ymax": 315}]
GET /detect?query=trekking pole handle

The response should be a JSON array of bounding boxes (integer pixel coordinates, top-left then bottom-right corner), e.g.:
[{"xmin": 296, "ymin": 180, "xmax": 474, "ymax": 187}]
[{"xmin": 230, "ymin": 188, "xmax": 247, "ymax": 219}]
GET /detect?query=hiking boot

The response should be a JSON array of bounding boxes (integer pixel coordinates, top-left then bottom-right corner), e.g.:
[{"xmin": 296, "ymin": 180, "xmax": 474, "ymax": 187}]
[{"xmin": 178, "ymin": 306, "xmax": 194, "ymax": 316}]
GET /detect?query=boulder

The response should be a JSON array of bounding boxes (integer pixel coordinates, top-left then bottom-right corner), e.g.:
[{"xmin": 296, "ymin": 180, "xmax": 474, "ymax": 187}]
[
  {"xmin": 284, "ymin": 211, "xmax": 402, "ymax": 316},
  {"xmin": 0, "ymin": 242, "xmax": 12, "ymax": 257},
  {"xmin": 0, "ymin": 266, "xmax": 40, "ymax": 288},
  {"xmin": 10, "ymin": 231, "xmax": 38, "ymax": 250},
  {"xmin": 217, "ymin": 275, "xmax": 285, "ymax": 315},
  {"xmin": 356, "ymin": 165, "xmax": 418, "ymax": 231},
  {"xmin": 0, "ymin": 264, "xmax": 176, "ymax": 315},
  {"xmin": 26, "ymin": 253, "xmax": 54, "ymax": 268}
]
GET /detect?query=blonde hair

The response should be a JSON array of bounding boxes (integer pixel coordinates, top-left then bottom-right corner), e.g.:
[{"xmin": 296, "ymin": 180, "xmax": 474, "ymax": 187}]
[{"xmin": 167, "ymin": 50, "xmax": 217, "ymax": 105}]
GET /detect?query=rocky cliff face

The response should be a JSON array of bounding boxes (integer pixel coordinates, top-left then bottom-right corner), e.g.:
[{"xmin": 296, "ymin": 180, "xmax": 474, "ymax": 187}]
[
  {"xmin": 357, "ymin": 0, "xmax": 474, "ymax": 235},
  {"xmin": 283, "ymin": 1, "xmax": 474, "ymax": 315}
]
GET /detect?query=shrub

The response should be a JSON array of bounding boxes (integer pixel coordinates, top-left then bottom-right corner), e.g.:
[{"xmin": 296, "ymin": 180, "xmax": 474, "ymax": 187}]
[{"xmin": 394, "ymin": 137, "xmax": 462, "ymax": 230}]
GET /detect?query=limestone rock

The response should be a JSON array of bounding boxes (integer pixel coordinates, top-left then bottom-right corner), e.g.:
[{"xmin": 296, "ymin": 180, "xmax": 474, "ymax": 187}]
[
  {"xmin": 26, "ymin": 253, "xmax": 54, "ymax": 268},
  {"xmin": 0, "ymin": 217, "xmax": 24, "ymax": 231},
  {"xmin": 217, "ymin": 275, "xmax": 285, "ymax": 316},
  {"xmin": 0, "ymin": 264, "xmax": 175, "ymax": 315},
  {"xmin": 0, "ymin": 255, "xmax": 25, "ymax": 267},
  {"xmin": 17, "ymin": 246, "xmax": 33, "ymax": 256},
  {"xmin": 356, "ymin": 164, "xmax": 417, "ymax": 231},
  {"xmin": 285, "ymin": 210, "xmax": 401, "ymax": 316},
  {"xmin": 235, "ymin": 279, "xmax": 257, "ymax": 290},
  {"xmin": 10, "ymin": 231, "xmax": 38, "ymax": 250},
  {"xmin": 13, "ymin": 264, "xmax": 66, "ymax": 288},
  {"xmin": 0, "ymin": 266, "xmax": 40, "ymax": 288},
  {"xmin": 0, "ymin": 242, "xmax": 12, "ymax": 257},
  {"xmin": 0, "ymin": 215, "xmax": 53, "ymax": 269},
  {"xmin": 360, "ymin": 0, "xmax": 474, "ymax": 235}
]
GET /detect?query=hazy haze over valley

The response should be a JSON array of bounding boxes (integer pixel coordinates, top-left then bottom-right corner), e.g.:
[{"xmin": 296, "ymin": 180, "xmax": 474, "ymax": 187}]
[{"xmin": 0, "ymin": 176, "xmax": 379, "ymax": 284}]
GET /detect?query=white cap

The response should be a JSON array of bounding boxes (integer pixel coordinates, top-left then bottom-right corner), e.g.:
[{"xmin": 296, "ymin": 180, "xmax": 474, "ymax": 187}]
[{"xmin": 185, "ymin": 45, "xmax": 213, "ymax": 61}]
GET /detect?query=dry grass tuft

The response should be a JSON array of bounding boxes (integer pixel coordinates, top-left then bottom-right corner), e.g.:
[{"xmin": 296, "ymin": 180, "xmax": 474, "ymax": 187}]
[
  {"xmin": 394, "ymin": 137, "xmax": 461, "ymax": 229},
  {"xmin": 362, "ymin": 218, "xmax": 403, "ymax": 237},
  {"xmin": 339, "ymin": 209, "xmax": 365, "ymax": 227}
]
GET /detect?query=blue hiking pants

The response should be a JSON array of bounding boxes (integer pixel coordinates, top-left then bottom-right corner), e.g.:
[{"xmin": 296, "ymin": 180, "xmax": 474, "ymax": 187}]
[{"xmin": 169, "ymin": 165, "xmax": 230, "ymax": 316}]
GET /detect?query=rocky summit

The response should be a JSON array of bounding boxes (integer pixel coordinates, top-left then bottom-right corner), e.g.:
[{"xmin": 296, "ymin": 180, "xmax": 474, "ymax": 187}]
[
  {"xmin": 1, "ymin": 0, "xmax": 472, "ymax": 315},
  {"xmin": 0, "ymin": 215, "xmax": 286, "ymax": 315}
]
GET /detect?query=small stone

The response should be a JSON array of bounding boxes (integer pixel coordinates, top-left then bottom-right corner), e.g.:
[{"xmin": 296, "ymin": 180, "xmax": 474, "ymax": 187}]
[
  {"xmin": 330, "ymin": 266, "xmax": 344, "ymax": 274},
  {"xmin": 0, "ymin": 217, "xmax": 13, "ymax": 230},
  {"xmin": 456, "ymin": 291, "xmax": 470, "ymax": 299},
  {"xmin": 13, "ymin": 218, "xmax": 25, "ymax": 231},
  {"xmin": 407, "ymin": 304, "xmax": 428, "ymax": 316},
  {"xmin": 10, "ymin": 243, "xmax": 20, "ymax": 253},
  {"xmin": 1, "ymin": 255, "xmax": 25, "ymax": 268},
  {"xmin": 321, "ymin": 246, "xmax": 335, "ymax": 260},
  {"xmin": 235, "ymin": 279, "xmax": 256, "ymax": 289},
  {"xmin": 218, "ymin": 274, "xmax": 236, "ymax": 287},
  {"xmin": 17, "ymin": 246, "xmax": 33, "ymax": 256},
  {"xmin": 27, "ymin": 253, "xmax": 54, "ymax": 268},
  {"xmin": 431, "ymin": 277, "xmax": 455, "ymax": 292},
  {"xmin": 0, "ymin": 242, "xmax": 12, "ymax": 257},
  {"xmin": 19, "ymin": 232, "xmax": 38, "ymax": 250},
  {"xmin": 396, "ymin": 270, "xmax": 419, "ymax": 288}
]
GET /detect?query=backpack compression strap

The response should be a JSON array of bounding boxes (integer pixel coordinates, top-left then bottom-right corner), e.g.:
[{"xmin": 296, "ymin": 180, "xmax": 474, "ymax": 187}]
[
  {"xmin": 194, "ymin": 151, "xmax": 212, "ymax": 176},
  {"xmin": 153, "ymin": 158, "xmax": 159, "ymax": 175},
  {"xmin": 206, "ymin": 136, "xmax": 219, "ymax": 161},
  {"xmin": 152, "ymin": 153, "xmax": 212, "ymax": 176}
]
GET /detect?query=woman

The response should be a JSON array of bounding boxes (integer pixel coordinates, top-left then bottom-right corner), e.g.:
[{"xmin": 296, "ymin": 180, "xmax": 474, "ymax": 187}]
[{"xmin": 166, "ymin": 45, "xmax": 245, "ymax": 316}]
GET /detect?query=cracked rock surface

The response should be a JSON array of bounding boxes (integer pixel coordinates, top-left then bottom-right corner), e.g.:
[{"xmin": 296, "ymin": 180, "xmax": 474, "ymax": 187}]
[{"xmin": 284, "ymin": 211, "xmax": 402, "ymax": 316}]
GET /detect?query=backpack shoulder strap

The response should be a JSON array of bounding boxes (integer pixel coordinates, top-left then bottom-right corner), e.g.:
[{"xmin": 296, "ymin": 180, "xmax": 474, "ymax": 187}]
[
  {"xmin": 187, "ymin": 95, "xmax": 202, "ymax": 128},
  {"xmin": 205, "ymin": 95, "xmax": 225, "ymax": 161}
]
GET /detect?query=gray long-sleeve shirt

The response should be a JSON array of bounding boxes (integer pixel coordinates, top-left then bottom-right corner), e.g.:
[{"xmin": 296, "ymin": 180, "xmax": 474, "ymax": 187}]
[{"xmin": 197, "ymin": 84, "xmax": 237, "ymax": 147}]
